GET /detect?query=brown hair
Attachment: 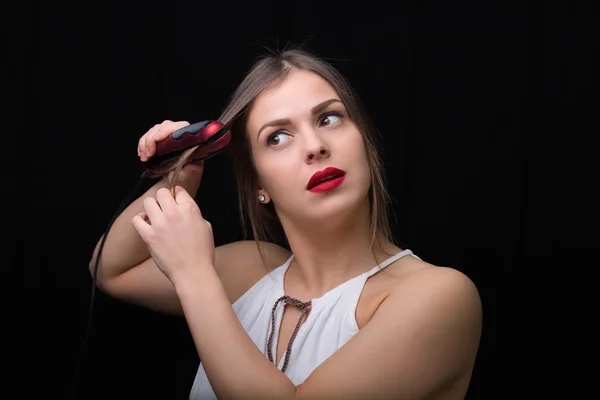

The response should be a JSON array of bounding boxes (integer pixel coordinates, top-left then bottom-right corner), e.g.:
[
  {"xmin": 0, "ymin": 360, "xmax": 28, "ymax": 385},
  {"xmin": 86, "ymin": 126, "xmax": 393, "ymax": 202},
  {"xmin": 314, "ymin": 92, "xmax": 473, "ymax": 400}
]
[{"xmin": 161, "ymin": 48, "xmax": 395, "ymax": 256}]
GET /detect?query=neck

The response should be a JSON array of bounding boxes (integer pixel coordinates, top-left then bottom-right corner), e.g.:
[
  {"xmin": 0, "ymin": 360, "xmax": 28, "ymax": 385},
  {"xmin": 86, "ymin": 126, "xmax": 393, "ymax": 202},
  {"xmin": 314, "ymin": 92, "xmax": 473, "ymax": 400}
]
[{"xmin": 278, "ymin": 199, "xmax": 396, "ymax": 298}]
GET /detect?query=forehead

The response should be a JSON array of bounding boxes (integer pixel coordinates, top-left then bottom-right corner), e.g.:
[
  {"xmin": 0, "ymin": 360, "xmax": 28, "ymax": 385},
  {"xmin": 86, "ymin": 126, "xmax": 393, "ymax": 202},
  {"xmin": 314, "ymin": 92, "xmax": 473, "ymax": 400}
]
[{"xmin": 247, "ymin": 70, "xmax": 340, "ymax": 132}]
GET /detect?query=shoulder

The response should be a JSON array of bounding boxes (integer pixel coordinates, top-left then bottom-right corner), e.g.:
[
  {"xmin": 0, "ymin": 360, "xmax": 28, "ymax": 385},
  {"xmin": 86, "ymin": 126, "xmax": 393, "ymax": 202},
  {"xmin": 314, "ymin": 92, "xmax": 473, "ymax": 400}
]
[
  {"xmin": 371, "ymin": 262, "xmax": 482, "ymax": 385},
  {"xmin": 297, "ymin": 260, "xmax": 482, "ymax": 399},
  {"xmin": 379, "ymin": 251, "xmax": 480, "ymax": 307},
  {"xmin": 217, "ymin": 240, "xmax": 291, "ymax": 268},
  {"xmin": 381, "ymin": 261, "xmax": 483, "ymax": 350},
  {"xmin": 215, "ymin": 240, "xmax": 291, "ymax": 303},
  {"xmin": 387, "ymin": 260, "xmax": 482, "ymax": 323},
  {"xmin": 396, "ymin": 256, "xmax": 479, "ymax": 293}
]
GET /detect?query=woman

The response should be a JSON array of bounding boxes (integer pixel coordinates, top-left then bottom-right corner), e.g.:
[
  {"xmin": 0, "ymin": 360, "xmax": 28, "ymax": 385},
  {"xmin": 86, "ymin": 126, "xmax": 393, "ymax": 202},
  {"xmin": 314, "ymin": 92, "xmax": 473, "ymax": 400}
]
[{"xmin": 90, "ymin": 49, "xmax": 482, "ymax": 399}]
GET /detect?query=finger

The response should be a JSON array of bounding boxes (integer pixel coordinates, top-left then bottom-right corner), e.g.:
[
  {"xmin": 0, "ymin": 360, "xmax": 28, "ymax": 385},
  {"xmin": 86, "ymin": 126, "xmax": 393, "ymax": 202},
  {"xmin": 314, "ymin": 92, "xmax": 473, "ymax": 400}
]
[
  {"xmin": 140, "ymin": 124, "xmax": 159, "ymax": 161},
  {"xmin": 147, "ymin": 121, "xmax": 189, "ymax": 160},
  {"xmin": 134, "ymin": 211, "xmax": 150, "ymax": 223},
  {"xmin": 143, "ymin": 196, "xmax": 164, "ymax": 221},
  {"xmin": 144, "ymin": 124, "xmax": 163, "ymax": 159},
  {"xmin": 160, "ymin": 120, "xmax": 190, "ymax": 138},
  {"xmin": 153, "ymin": 120, "xmax": 172, "ymax": 141},
  {"xmin": 131, "ymin": 212, "xmax": 153, "ymax": 238},
  {"xmin": 174, "ymin": 186, "xmax": 203, "ymax": 218},
  {"xmin": 138, "ymin": 131, "xmax": 147, "ymax": 159},
  {"xmin": 139, "ymin": 211, "xmax": 150, "ymax": 223},
  {"xmin": 173, "ymin": 186, "xmax": 197, "ymax": 206},
  {"xmin": 155, "ymin": 187, "xmax": 178, "ymax": 211}
]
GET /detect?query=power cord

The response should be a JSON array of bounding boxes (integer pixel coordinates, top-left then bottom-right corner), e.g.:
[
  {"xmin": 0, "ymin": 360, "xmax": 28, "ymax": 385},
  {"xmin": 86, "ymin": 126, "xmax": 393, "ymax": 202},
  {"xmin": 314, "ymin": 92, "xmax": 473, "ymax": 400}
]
[{"xmin": 71, "ymin": 171, "xmax": 154, "ymax": 399}]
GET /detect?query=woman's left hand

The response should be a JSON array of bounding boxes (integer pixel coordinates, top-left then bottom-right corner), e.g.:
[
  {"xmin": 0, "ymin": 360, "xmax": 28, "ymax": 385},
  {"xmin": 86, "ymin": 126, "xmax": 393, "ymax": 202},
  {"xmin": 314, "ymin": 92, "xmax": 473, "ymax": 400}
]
[{"xmin": 131, "ymin": 186, "xmax": 215, "ymax": 285}]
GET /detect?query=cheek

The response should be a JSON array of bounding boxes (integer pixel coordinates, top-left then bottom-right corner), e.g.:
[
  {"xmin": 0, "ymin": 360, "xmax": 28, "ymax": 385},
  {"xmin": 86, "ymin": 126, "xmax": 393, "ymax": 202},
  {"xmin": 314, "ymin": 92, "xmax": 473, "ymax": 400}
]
[
  {"xmin": 254, "ymin": 156, "xmax": 293, "ymax": 195},
  {"xmin": 345, "ymin": 132, "xmax": 369, "ymax": 162},
  {"xmin": 348, "ymin": 134, "xmax": 372, "ymax": 181}
]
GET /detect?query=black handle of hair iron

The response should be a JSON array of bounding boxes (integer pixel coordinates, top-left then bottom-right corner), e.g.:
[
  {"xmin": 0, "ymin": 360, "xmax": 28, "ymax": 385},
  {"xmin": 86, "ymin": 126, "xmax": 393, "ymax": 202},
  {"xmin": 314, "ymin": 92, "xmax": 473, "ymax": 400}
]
[{"xmin": 73, "ymin": 121, "xmax": 231, "ymax": 397}]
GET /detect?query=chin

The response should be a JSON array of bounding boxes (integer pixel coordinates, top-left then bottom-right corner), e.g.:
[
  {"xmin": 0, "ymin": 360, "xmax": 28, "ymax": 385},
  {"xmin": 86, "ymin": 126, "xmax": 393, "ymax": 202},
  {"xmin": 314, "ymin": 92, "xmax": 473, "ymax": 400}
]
[{"xmin": 301, "ymin": 187, "xmax": 370, "ymax": 223}]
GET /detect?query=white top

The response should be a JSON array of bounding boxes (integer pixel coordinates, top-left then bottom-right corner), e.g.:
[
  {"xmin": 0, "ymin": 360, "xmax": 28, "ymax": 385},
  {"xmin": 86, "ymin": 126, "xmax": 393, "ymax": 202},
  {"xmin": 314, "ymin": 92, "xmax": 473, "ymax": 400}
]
[{"xmin": 189, "ymin": 249, "xmax": 419, "ymax": 399}]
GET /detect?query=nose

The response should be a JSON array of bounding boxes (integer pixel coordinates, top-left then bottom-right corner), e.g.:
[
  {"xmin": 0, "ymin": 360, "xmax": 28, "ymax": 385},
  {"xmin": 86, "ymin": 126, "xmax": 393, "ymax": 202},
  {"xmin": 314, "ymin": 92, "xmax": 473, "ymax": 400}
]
[
  {"xmin": 307, "ymin": 147, "xmax": 329, "ymax": 161},
  {"xmin": 304, "ymin": 132, "xmax": 330, "ymax": 162}
]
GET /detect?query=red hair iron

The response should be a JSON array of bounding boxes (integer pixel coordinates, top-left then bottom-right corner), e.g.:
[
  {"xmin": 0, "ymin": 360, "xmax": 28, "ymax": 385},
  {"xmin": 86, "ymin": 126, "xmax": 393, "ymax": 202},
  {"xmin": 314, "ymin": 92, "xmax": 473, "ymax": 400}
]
[
  {"xmin": 74, "ymin": 120, "xmax": 230, "ymax": 396},
  {"xmin": 142, "ymin": 120, "xmax": 231, "ymax": 177}
]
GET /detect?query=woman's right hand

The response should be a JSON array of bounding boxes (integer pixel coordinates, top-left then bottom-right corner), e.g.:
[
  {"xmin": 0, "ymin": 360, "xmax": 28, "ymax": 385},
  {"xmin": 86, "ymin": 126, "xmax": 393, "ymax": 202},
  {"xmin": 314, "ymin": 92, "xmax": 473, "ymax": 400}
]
[{"xmin": 138, "ymin": 120, "xmax": 204, "ymax": 179}]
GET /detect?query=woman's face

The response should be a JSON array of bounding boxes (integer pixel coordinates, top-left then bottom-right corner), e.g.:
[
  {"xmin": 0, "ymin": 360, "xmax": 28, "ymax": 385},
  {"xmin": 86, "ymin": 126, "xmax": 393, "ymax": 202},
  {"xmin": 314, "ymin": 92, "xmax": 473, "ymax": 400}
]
[{"xmin": 246, "ymin": 69, "xmax": 372, "ymax": 224}]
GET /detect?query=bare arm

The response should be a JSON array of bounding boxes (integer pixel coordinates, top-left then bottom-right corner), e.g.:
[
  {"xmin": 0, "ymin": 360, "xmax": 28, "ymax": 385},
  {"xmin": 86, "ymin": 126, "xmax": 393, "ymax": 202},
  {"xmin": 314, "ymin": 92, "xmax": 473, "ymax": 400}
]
[
  {"xmin": 88, "ymin": 164, "xmax": 203, "ymax": 314},
  {"xmin": 89, "ymin": 121, "xmax": 200, "ymax": 281},
  {"xmin": 93, "ymin": 239, "xmax": 289, "ymax": 315},
  {"xmin": 296, "ymin": 267, "xmax": 482, "ymax": 399},
  {"xmin": 88, "ymin": 120, "xmax": 291, "ymax": 315},
  {"xmin": 175, "ymin": 265, "xmax": 482, "ymax": 399}
]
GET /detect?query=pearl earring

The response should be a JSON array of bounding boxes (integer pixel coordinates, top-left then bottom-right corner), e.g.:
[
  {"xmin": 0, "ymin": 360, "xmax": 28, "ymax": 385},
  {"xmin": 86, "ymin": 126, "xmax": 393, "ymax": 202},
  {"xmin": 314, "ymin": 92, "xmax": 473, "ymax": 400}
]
[{"xmin": 258, "ymin": 195, "xmax": 266, "ymax": 203}]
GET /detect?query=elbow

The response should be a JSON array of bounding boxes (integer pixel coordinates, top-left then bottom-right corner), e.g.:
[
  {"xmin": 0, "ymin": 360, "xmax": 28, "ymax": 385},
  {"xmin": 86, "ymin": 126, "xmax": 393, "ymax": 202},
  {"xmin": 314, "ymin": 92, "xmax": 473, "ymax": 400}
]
[
  {"xmin": 88, "ymin": 256, "xmax": 100, "ymax": 280},
  {"xmin": 88, "ymin": 235, "xmax": 105, "ymax": 280},
  {"xmin": 88, "ymin": 256, "xmax": 110, "ymax": 291},
  {"xmin": 88, "ymin": 258, "xmax": 95, "ymax": 278}
]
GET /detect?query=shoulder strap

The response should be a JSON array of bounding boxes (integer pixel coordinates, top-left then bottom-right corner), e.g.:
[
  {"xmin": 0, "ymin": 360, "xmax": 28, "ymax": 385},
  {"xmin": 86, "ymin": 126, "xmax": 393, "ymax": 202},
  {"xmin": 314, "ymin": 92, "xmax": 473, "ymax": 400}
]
[{"xmin": 365, "ymin": 249, "xmax": 415, "ymax": 277}]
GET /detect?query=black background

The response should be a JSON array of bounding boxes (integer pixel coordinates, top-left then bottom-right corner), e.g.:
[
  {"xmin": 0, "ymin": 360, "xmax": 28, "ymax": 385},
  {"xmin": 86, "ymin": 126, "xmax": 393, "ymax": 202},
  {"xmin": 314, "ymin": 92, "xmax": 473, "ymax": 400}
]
[{"xmin": 8, "ymin": 1, "xmax": 595, "ymax": 399}]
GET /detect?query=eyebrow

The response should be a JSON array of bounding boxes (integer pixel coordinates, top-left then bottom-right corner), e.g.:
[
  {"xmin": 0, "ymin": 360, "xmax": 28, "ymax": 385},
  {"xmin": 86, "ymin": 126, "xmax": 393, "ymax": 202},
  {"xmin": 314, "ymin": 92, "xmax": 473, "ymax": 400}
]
[{"xmin": 256, "ymin": 98, "xmax": 343, "ymax": 140}]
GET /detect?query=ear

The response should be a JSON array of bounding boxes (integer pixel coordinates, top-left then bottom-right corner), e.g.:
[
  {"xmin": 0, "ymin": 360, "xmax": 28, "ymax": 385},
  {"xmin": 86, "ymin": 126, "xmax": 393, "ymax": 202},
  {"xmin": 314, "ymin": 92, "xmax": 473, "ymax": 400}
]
[{"xmin": 257, "ymin": 187, "xmax": 270, "ymax": 204}]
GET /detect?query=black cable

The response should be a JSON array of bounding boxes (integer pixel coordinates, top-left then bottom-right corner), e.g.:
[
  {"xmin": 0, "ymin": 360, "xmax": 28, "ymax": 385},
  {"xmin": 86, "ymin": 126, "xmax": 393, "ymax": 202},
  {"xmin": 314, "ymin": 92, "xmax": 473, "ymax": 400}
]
[{"xmin": 71, "ymin": 171, "xmax": 153, "ymax": 399}]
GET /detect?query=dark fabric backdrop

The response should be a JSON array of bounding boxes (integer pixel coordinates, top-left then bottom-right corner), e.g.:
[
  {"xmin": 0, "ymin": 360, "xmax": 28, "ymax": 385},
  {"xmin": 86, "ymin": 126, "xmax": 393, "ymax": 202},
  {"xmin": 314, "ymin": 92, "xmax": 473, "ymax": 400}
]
[{"xmin": 8, "ymin": 1, "xmax": 595, "ymax": 399}]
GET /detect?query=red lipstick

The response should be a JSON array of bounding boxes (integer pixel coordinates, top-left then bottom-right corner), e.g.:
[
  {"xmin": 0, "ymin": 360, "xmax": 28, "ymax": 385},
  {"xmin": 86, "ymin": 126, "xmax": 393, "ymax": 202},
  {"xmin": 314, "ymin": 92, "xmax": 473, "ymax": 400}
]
[{"xmin": 307, "ymin": 167, "xmax": 346, "ymax": 193}]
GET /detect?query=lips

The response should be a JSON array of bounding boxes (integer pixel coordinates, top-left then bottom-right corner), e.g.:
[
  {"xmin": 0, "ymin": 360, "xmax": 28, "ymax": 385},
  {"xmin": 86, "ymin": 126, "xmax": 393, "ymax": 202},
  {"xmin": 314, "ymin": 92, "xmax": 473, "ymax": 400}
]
[{"xmin": 306, "ymin": 167, "xmax": 346, "ymax": 190}]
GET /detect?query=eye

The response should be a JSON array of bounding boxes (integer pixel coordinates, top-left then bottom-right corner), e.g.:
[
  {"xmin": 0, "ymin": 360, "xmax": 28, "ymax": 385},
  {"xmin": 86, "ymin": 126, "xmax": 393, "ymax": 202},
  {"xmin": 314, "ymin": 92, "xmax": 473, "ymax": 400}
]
[
  {"xmin": 319, "ymin": 112, "xmax": 343, "ymax": 127},
  {"xmin": 266, "ymin": 131, "xmax": 291, "ymax": 147}
]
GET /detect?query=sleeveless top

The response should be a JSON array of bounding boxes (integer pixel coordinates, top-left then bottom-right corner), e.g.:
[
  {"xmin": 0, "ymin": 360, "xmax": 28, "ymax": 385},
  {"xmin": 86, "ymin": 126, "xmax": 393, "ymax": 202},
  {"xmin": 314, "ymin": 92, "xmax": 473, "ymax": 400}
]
[{"xmin": 189, "ymin": 249, "xmax": 420, "ymax": 399}]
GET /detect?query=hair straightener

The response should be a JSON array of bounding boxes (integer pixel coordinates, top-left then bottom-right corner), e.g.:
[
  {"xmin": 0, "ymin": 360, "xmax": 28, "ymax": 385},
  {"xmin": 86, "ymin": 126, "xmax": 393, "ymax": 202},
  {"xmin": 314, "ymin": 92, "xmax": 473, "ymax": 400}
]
[
  {"xmin": 141, "ymin": 120, "xmax": 231, "ymax": 177},
  {"xmin": 73, "ymin": 121, "xmax": 231, "ymax": 398}
]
